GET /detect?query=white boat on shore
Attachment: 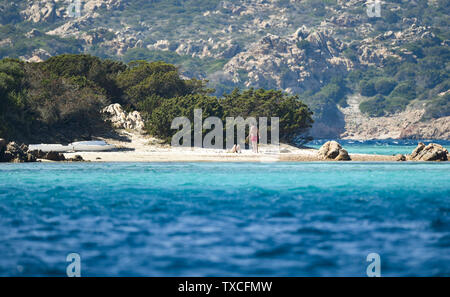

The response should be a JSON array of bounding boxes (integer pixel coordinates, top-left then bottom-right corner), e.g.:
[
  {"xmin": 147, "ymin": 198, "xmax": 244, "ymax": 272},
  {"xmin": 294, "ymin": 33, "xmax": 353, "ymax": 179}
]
[
  {"xmin": 71, "ymin": 141, "xmax": 116, "ymax": 152},
  {"xmin": 28, "ymin": 144, "xmax": 73, "ymax": 152},
  {"xmin": 29, "ymin": 141, "xmax": 116, "ymax": 152}
]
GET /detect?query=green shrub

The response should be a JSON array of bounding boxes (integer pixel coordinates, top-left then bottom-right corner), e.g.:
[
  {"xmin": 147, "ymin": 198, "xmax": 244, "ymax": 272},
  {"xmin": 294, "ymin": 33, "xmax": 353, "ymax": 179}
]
[
  {"xmin": 147, "ymin": 94, "xmax": 223, "ymax": 143},
  {"xmin": 423, "ymin": 93, "xmax": 450, "ymax": 119},
  {"xmin": 384, "ymin": 10, "xmax": 400, "ymax": 24},
  {"xmin": 221, "ymin": 89, "xmax": 313, "ymax": 143},
  {"xmin": 374, "ymin": 78, "xmax": 397, "ymax": 95},
  {"xmin": 359, "ymin": 95, "xmax": 386, "ymax": 117},
  {"xmin": 116, "ymin": 60, "xmax": 211, "ymax": 107},
  {"xmin": 390, "ymin": 81, "xmax": 416, "ymax": 100},
  {"xmin": 146, "ymin": 88, "xmax": 313, "ymax": 144},
  {"xmin": 385, "ymin": 96, "xmax": 410, "ymax": 114},
  {"xmin": 315, "ymin": 79, "xmax": 348, "ymax": 107},
  {"xmin": 297, "ymin": 40, "xmax": 311, "ymax": 51},
  {"xmin": 360, "ymin": 80, "xmax": 376, "ymax": 97},
  {"xmin": 42, "ymin": 54, "xmax": 126, "ymax": 102}
]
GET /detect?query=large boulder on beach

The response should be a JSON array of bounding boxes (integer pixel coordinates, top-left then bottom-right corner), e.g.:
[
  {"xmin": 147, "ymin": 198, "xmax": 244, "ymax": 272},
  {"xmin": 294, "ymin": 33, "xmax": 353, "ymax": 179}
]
[
  {"xmin": 395, "ymin": 154, "xmax": 406, "ymax": 161},
  {"xmin": 102, "ymin": 103, "xmax": 145, "ymax": 132},
  {"xmin": 0, "ymin": 141, "xmax": 36, "ymax": 163},
  {"xmin": 6, "ymin": 142, "xmax": 26, "ymax": 162},
  {"xmin": 28, "ymin": 149, "xmax": 46, "ymax": 159},
  {"xmin": 43, "ymin": 151, "xmax": 66, "ymax": 161},
  {"xmin": 409, "ymin": 142, "xmax": 448, "ymax": 161},
  {"xmin": 67, "ymin": 155, "xmax": 84, "ymax": 162},
  {"xmin": 29, "ymin": 149, "xmax": 68, "ymax": 161},
  {"xmin": 335, "ymin": 149, "xmax": 351, "ymax": 161},
  {"xmin": 318, "ymin": 141, "xmax": 351, "ymax": 161}
]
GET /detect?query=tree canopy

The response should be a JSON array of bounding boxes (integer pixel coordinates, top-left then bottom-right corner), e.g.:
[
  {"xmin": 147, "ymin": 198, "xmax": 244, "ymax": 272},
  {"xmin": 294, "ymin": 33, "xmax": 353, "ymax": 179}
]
[{"xmin": 0, "ymin": 55, "xmax": 314, "ymax": 145}]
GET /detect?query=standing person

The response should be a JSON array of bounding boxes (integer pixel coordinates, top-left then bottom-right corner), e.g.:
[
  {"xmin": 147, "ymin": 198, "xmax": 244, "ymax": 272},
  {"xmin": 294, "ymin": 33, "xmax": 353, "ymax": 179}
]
[{"xmin": 250, "ymin": 125, "xmax": 259, "ymax": 153}]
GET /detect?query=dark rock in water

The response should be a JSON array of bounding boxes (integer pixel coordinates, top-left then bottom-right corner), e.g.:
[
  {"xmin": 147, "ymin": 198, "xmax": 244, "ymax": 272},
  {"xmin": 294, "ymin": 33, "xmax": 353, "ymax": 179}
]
[
  {"xmin": 409, "ymin": 142, "xmax": 448, "ymax": 161},
  {"xmin": 395, "ymin": 154, "xmax": 406, "ymax": 161},
  {"xmin": 318, "ymin": 141, "xmax": 351, "ymax": 161},
  {"xmin": 44, "ymin": 151, "xmax": 66, "ymax": 161}
]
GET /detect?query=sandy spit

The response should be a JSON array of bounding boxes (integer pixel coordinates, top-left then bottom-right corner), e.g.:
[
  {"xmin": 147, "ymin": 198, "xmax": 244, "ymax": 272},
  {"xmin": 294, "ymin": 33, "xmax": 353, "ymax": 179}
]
[{"xmin": 61, "ymin": 130, "xmax": 400, "ymax": 163}]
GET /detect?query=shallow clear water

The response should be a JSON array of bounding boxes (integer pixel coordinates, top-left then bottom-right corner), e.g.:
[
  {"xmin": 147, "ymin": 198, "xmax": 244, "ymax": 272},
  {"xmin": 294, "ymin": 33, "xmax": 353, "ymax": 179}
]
[
  {"xmin": 308, "ymin": 139, "xmax": 450, "ymax": 155},
  {"xmin": 0, "ymin": 162, "xmax": 449, "ymax": 276}
]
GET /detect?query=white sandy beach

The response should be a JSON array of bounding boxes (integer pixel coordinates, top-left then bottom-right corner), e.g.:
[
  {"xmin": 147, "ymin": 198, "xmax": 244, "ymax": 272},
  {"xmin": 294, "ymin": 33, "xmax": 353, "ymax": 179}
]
[{"xmin": 61, "ymin": 130, "xmax": 397, "ymax": 162}]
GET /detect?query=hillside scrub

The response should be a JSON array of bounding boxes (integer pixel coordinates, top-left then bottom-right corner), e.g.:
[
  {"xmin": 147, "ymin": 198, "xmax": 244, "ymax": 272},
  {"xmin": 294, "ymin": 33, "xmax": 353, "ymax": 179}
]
[
  {"xmin": 357, "ymin": 40, "xmax": 449, "ymax": 118},
  {"xmin": 0, "ymin": 54, "xmax": 314, "ymax": 145}
]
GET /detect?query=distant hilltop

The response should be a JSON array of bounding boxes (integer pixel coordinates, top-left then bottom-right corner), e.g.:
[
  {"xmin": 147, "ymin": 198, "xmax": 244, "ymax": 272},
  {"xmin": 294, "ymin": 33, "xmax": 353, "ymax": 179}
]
[{"xmin": 0, "ymin": 0, "xmax": 449, "ymax": 139}]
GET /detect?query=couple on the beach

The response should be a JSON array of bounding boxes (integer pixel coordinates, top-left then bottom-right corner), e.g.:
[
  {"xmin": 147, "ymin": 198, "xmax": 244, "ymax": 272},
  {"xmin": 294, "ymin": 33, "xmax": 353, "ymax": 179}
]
[{"xmin": 231, "ymin": 125, "xmax": 259, "ymax": 153}]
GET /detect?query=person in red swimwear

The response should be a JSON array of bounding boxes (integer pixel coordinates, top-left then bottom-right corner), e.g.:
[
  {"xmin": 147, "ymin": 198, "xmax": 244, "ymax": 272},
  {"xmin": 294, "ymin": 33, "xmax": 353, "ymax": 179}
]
[{"xmin": 250, "ymin": 125, "xmax": 259, "ymax": 153}]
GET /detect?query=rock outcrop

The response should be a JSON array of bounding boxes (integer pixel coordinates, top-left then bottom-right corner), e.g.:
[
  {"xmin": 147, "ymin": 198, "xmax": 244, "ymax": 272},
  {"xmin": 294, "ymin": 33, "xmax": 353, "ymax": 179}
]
[
  {"xmin": 21, "ymin": 0, "xmax": 124, "ymax": 23},
  {"xmin": 399, "ymin": 116, "xmax": 450, "ymax": 140},
  {"xmin": 355, "ymin": 23, "xmax": 435, "ymax": 66},
  {"xmin": 318, "ymin": 141, "xmax": 351, "ymax": 161},
  {"xmin": 0, "ymin": 142, "xmax": 82, "ymax": 163},
  {"xmin": 408, "ymin": 143, "xmax": 448, "ymax": 161},
  {"xmin": 0, "ymin": 142, "xmax": 37, "ymax": 163},
  {"xmin": 68, "ymin": 155, "xmax": 84, "ymax": 162},
  {"xmin": 340, "ymin": 95, "xmax": 450, "ymax": 140},
  {"xmin": 21, "ymin": 0, "xmax": 58, "ymax": 23},
  {"xmin": 42, "ymin": 151, "xmax": 66, "ymax": 161},
  {"xmin": 20, "ymin": 48, "xmax": 52, "ymax": 63},
  {"xmin": 102, "ymin": 104, "xmax": 145, "ymax": 133},
  {"xmin": 29, "ymin": 150, "xmax": 84, "ymax": 162},
  {"xmin": 223, "ymin": 26, "xmax": 353, "ymax": 94},
  {"xmin": 395, "ymin": 154, "xmax": 406, "ymax": 162}
]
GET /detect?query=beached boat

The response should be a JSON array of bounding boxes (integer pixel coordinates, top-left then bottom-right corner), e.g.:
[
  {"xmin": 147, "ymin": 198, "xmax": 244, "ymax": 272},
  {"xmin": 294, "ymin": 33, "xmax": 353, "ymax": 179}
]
[
  {"xmin": 29, "ymin": 141, "xmax": 116, "ymax": 152},
  {"xmin": 71, "ymin": 141, "xmax": 116, "ymax": 152},
  {"xmin": 28, "ymin": 144, "xmax": 73, "ymax": 152}
]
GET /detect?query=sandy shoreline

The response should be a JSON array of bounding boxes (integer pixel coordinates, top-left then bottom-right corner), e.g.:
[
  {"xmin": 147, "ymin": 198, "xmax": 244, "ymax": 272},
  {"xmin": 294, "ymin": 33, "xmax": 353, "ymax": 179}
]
[
  {"xmin": 62, "ymin": 150, "xmax": 398, "ymax": 162},
  {"xmin": 57, "ymin": 130, "xmax": 400, "ymax": 162}
]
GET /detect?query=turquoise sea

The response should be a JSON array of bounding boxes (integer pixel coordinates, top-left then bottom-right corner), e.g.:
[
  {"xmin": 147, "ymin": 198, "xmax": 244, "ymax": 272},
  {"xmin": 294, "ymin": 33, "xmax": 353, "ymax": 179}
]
[{"xmin": 0, "ymin": 160, "xmax": 449, "ymax": 276}]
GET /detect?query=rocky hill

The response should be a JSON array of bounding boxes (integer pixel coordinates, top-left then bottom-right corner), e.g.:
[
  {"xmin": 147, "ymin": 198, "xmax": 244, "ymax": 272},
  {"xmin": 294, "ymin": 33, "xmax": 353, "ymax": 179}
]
[{"xmin": 1, "ymin": 0, "xmax": 449, "ymax": 139}]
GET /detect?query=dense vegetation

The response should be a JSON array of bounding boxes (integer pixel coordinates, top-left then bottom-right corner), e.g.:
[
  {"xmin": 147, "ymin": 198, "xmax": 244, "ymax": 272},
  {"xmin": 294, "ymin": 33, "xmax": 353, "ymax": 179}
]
[
  {"xmin": 146, "ymin": 88, "xmax": 313, "ymax": 144},
  {"xmin": 0, "ymin": 54, "xmax": 313, "ymax": 144},
  {"xmin": 1, "ymin": 0, "xmax": 448, "ymax": 134},
  {"xmin": 0, "ymin": 56, "xmax": 119, "ymax": 142},
  {"xmin": 356, "ymin": 39, "xmax": 450, "ymax": 118}
]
